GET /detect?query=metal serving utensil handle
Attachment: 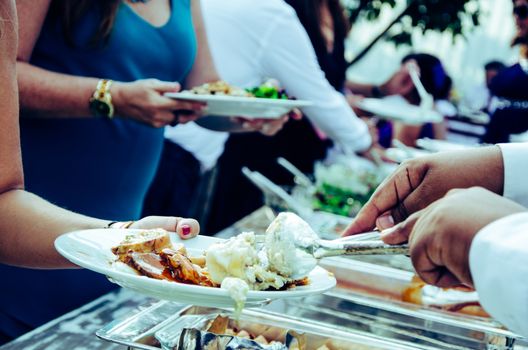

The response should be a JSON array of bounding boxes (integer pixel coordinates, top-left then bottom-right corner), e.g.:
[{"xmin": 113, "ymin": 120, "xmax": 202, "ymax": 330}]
[{"xmin": 313, "ymin": 240, "xmax": 409, "ymax": 259}]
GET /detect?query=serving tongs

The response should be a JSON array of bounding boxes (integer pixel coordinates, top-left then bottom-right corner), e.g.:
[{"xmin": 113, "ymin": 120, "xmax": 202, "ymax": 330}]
[
  {"xmin": 277, "ymin": 157, "xmax": 315, "ymax": 190},
  {"xmin": 242, "ymin": 167, "xmax": 313, "ymax": 218},
  {"xmin": 257, "ymin": 213, "xmax": 409, "ymax": 279},
  {"xmin": 305, "ymin": 235, "xmax": 409, "ymax": 258},
  {"xmin": 257, "ymin": 230, "xmax": 408, "ymax": 259}
]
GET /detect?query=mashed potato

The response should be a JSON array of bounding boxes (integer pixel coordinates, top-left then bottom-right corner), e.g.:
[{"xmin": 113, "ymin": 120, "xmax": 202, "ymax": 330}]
[
  {"xmin": 204, "ymin": 213, "xmax": 318, "ymax": 312},
  {"xmin": 205, "ymin": 232, "xmax": 291, "ymax": 291},
  {"xmin": 265, "ymin": 212, "xmax": 317, "ymax": 278}
]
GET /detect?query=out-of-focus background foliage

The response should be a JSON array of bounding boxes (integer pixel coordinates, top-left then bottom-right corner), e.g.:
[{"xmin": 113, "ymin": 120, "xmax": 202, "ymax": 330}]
[
  {"xmin": 343, "ymin": 0, "xmax": 517, "ymax": 98},
  {"xmin": 344, "ymin": 0, "xmax": 481, "ymax": 64}
]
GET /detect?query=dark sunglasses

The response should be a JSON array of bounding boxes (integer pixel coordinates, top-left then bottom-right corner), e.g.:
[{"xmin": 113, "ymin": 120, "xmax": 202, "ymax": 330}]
[{"xmin": 514, "ymin": 4, "xmax": 528, "ymax": 19}]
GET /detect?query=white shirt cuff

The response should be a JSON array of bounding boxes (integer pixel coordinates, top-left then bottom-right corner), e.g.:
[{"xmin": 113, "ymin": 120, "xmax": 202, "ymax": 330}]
[
  {"xmin": 498, "ymin": 143, "xmax": 528, "ymax": 207},
  {"xmin": 470, "ymin": 212, "xmax": 528, "ymax": 337}
]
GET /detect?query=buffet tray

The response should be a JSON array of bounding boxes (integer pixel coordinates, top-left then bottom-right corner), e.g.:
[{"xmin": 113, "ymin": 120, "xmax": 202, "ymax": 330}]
[
  {"xmin": 300, "ymin": 258, "xmax": 520, "ymax": 350},
  {"xmin": 96, "ymin": 302, "xmax": 428, "ymax": 350}
]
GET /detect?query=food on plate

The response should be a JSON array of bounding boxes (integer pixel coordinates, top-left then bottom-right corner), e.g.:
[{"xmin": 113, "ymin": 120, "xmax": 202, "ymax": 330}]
[
  {"xmin": 265, "ymin": 212, "xmax": 319, "ymax": 278},
  {"xmin": 246, "ymin": 80, "xmax": 291, "ymax": 100},
  {"xmin": 205, "ymin": 231, "xmax": 308, "ymax": 291},
  {"xmin": 220, "ymin": 277, "xmax": 250, "ymax": 313},
  {"xmin": 188, "ymin": 80, "xmax": 252, "ymax": 97},
  {"xmin": 113, "ymin": 235, "xmax": 214, "ymax": 287},
  {"xmin": 402, "ymin": 276, "xmax": 490, "ymax": 318},
  {"xmin": 111, "ymin": 213, "xmax": 316, "ymax": 310},
  {"xmin": 312, "ymin": 162, "xmax": 383, "ymax": 217},
  {"xmin": 110, "ymin": 228, "xmax": 172, "ymax": 255},
  {"xmin": 187, "ymin": 80, "xmax": 292, "ymax": 100},
  {"xmin": 205, "ymin": 229, "xmax": 309, "ymax": 313},
  {"xmin": 159, "ymin": 248, "xmax": 213, "ymax": 286}
]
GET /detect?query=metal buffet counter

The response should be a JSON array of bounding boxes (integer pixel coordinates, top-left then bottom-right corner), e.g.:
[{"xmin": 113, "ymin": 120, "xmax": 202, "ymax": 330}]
[{"xmin": 1, "ymin": 207, "xmax": 526, "ymax": 350}]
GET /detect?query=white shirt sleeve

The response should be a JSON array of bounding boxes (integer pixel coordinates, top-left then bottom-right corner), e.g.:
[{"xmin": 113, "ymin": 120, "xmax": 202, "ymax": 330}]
[
  {"xmin": 498, "ymin": 143, "xmax": 528, "ymax": 207},
  {"xmin": 257, "ymin": 8, "xmax": 371, "ymax": 153},
  {"xmin": 470, "ymin": 212, "xmax": 528, "ymax": 337}
]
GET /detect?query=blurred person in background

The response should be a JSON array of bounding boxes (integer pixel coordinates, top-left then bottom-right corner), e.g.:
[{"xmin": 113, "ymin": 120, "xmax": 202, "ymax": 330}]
[
  {"xmin": 10, "ymin": 0, "xmax": 286, "ymax": 341},
  {"xmin": 462, "ymin": 61, "xmax": 506, "ymax": 114},
  {"xmin": 485, "ymin": 61, "xmax": 508, "ymax": 90},
  {"xmin": 348, "ymin": 53, "xmax": 454, "ymax": 147},
  {"xmin": 391, "ymin": 54, "xmax": 454, "ymax": 147},
  {"xmin": 158, "ymin": 0, "xmax": 373, "ymax": 233},
  {"xmin": 344, "ymin": 142, "xmax": 528, "ymax": 336},
  {"xmin": 0, "ymin": 1, "xmax": 199, "ymax": 344},
  {"xmin": 483, "ymin": 0, "xmax": 528, "ymax": 144}
]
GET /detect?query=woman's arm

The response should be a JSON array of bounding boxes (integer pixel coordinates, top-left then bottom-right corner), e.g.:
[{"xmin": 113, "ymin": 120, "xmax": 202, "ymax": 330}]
[
  {"xmin": 16, "ymin": 0, "xmax": 102, "ymax": 117},
  {"xmin": 1, "ymin": 1, "xmax": 199, "ymax": 269},
  {"xmin": 346, "ymin": 65, "xmax": 414, "ymax": 99},
  {"xmin": 0, "ymin": 0, "xmax": 24, "ymax": 193},
  {"xmin": 185, "ymin": 0, "xmax": 227, "ymax": 131},
  {"xmin": 0, "ymin": 1, "xmax": 105, "ymax": 268},
  {"xmin": 345, "ymin": 81, "xmax": 379, "ymax": 97},
  {"xmin": 0, "ymin": 191, "xmax": 109, "ymax": 269},
  {"xmin": 184, "ymin": 0, "xmax": 221, "ymax": 88},
  {"xmin": 0, "ymin": 190, "xmax": 199, "ymax": 269},
  {"xmin": 392, "ymin": 122, "xmax": 422, "ymax": 147},
  {"xmin": 16, "ymin": 0, "xmax": 202, "ymax": 126}
]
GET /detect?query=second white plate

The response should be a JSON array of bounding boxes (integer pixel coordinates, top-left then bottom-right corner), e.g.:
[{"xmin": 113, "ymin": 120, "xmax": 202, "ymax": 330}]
[
  {"xmin": 355, "ymin": 97, "xmax": 443, "ymax": 125},
  {"xmin": 165, "ymin": 92, "xmax": 313, "ymax": 119},
  {"xmin": 416, "ymin": 138, "xmax": 473, "ymax": 153}
]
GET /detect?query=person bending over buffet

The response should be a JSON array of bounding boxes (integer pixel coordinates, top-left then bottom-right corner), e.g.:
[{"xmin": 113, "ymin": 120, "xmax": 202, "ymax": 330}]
[
  {"xmin": 0, "ymin": 1, "xmax": 199, "ymax": 343},
  {"xmin": 344, "ymin": 143, "xmax": 528, "ymax": 337},
  {"xmin": 482, "ymin": 0, "xmax": 528, "ymax": 144},
  {"xmin": 177, "ymin": 0, "xmax": 373, "ymax": 233},
  {"xmin": 10, "ymin": 0, "xmax": 289, "ymax": 342},
  {"xmin": 348, "ymin": 53, "xmax": 454, "ymax": 148}
]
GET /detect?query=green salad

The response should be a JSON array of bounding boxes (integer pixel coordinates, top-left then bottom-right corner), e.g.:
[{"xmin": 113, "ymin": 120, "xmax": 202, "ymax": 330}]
[
  {"xmin": 313, "ymin": 183, "xmax": 377, "ymax": 217},
  {"xmin": 246, "ymin": 81, "xmax": 291, "ymax": 100},
  {"xmin": 311, "ymin": 162, "xmax": 382, "ymax": 217}
]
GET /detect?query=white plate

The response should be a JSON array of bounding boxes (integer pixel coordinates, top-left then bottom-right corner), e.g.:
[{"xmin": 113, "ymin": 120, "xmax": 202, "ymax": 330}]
[
  {"xmin": 385, "ymin": 147, "xmax": 431, "ymax": 163},
  {"xmin": 55, "ymin": 229, "xmax": 336, "ymax": 308},
  {"xmin": 355, "ymin": 97, "xmax": 443, "ymax": 125},
  {"xmin": 416, "ymin": 138, "xmax": 472, "ymax": 153},
  {"xmin": 165, "ymin": 92, "xmax": 313, "ymax": 119}
]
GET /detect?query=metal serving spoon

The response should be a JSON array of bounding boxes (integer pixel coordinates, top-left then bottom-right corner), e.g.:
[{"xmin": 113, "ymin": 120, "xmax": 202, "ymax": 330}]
[{"xmin": 259, "ymin": 213, "xmax": 409, "ymax": 279}]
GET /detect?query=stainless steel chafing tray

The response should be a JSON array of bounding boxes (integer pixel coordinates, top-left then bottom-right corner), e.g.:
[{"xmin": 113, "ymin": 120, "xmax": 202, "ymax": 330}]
[
  {"xmin": 96, "ymin": 302, "xmax": 430, "ymax": 350},
  {"xmin": 97, "ymin": 208, "xmax": 522, "ymax": 350},
  {"xmin": 293, "ymin": 257, "xmax": 521, "ymax": 350}
]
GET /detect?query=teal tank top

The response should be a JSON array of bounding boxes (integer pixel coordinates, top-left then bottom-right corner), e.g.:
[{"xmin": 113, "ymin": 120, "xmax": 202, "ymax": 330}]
[
  {"xmin": 21, "ymin": 0, "xmax": 196, "ymax": 220},
  {"xmin": 0, "ymin": 0, "xmax": 197, "ymax": 340}
]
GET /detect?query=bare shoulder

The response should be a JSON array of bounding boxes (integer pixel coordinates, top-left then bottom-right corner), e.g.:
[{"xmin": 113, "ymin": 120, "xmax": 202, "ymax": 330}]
[
  {"xmin": 16, "ymin": 0, "xmax": 52, "ymax": 61},
  {"xmin": 0, "ymin": 0, "xmax": 17, "ymax": 43},
  {"xmin": 0, "ymin": 0, "xmax": 24, "ymax": 192}
]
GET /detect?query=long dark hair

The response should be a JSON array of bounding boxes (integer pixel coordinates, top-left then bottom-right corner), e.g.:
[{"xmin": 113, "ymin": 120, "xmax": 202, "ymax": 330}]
[
  {"xmin": 284, "ymin": 0, "xmax": 350, "ymax": 55},
  {"xmin": 402, "ymin": 53, "xmax": 451, "ymax": 101},
  {"xmin": 285, "ymin": 0, "xmax": 350, "ymax": 90},
  {"xmin": 48, "ymin": 0, "xmax": 120, "ymax": 46}
]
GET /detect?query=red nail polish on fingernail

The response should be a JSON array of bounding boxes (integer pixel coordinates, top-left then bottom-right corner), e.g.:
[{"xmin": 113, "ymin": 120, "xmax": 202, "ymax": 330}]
[{"xmin": 182, "ymin": 225, "xmax": 191, "ymax": 236}]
